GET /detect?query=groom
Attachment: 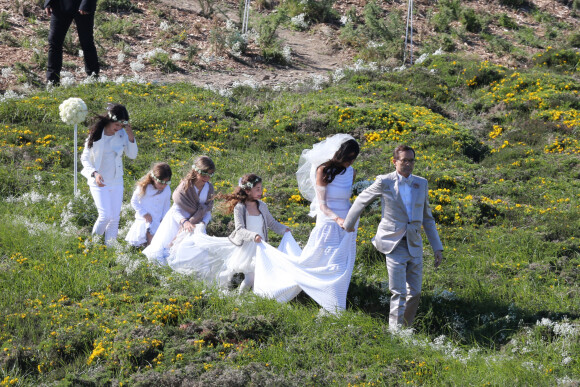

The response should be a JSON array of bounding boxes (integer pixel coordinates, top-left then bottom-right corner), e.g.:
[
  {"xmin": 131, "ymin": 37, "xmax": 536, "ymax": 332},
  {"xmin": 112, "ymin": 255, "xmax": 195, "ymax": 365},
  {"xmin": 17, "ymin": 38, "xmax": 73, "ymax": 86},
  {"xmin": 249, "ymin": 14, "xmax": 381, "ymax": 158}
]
[{"xmin": 343, "ymin": 145, "xmax": 443, "ymax": 328}]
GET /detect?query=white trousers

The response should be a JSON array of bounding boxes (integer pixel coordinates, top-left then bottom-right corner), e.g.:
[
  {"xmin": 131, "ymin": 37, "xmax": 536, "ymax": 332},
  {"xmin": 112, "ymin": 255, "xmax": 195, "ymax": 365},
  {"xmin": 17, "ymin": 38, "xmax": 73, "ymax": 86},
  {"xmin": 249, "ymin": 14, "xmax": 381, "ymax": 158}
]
[
  {"xmin": 386, "ymin": 241, "xmax": 423, "ymax": 327},
  {"xmin": 90, "ymin": 184, "xmax": 123, "ymax": 246}
]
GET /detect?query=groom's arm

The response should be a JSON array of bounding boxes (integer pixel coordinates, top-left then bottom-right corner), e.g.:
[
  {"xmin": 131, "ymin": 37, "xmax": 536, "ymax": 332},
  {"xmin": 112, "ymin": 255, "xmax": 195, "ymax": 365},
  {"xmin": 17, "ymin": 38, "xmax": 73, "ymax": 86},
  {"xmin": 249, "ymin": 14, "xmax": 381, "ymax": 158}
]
[{"xmin": 343, "ymin": 176, "xmax": 383, "ymax": 232}]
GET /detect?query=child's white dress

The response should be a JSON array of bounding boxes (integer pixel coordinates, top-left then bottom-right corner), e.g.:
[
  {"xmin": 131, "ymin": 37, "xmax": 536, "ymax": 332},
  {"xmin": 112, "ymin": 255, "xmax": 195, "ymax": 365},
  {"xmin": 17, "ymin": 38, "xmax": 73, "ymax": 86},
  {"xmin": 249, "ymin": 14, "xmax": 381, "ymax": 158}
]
[
  {"xmin": 125, "ymin": 184, "xmax": 171, "ymax": 246},
  {"xmin": 167, "ymin": 215, "xmax": 265, "ymax": 285}
]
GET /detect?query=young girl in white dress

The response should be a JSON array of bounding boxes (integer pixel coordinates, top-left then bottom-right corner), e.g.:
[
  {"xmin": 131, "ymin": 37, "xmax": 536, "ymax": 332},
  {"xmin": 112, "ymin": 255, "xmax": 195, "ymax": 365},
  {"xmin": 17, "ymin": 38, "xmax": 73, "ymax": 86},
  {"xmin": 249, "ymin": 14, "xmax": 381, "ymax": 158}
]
[
  {"xmin": 142, "ymin": 156, "xmax": 215, "ymax": 264},
  {"xmin": 125, "ymin": 162, "xmax": 172, "ymax": 247},
  {"xmin": 80, "ymin": 103, "xmax": 137, "ymax": 246},
  {"xmin": 168, "ymin": 173, "xmax": 290, "ymax": 293},
  {"xmin": 253, "ymin": 134, "xmax": 360, "ymax": 314}
]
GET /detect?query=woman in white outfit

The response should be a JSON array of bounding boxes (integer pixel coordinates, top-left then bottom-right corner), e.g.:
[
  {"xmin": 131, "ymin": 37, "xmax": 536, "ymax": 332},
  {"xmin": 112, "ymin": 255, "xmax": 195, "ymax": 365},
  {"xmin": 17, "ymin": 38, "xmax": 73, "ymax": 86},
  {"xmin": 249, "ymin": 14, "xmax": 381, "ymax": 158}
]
[
  {"xmin": 143, "ymin": 156, "xmax": 215, "ymax": 264},
  {"xmin": 254, "ymin": 134, "xmax": 359, "ymax": 314},
  {"xmin": 80, "ymin": 103, "xmax": 137, "ymax": 246}
]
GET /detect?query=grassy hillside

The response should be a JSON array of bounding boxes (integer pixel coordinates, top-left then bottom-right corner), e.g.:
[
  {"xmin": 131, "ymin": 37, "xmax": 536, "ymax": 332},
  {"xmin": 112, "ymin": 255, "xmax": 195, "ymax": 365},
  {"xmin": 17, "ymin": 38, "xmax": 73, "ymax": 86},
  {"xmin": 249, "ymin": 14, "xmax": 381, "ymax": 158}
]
[{"xmin": 0, "ymin": 53, "xmax": 579, "ymax": 385}]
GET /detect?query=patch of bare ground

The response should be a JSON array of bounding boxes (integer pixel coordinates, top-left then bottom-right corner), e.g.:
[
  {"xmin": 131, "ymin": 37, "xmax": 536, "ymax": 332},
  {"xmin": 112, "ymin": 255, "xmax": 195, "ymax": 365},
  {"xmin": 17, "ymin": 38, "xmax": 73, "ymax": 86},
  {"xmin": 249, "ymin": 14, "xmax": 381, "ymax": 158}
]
[{"xmin": 0, "ymin": 0, "xmax": 577, "ymax": 92}]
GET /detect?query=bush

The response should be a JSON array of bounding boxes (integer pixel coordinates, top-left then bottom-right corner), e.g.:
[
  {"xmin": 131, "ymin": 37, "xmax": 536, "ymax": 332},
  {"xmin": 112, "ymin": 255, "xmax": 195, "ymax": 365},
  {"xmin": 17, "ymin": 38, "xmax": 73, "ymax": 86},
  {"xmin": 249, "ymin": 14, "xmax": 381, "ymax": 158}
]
[
  {"xmin": 283, "ymin": 0, "xmax": 337, "ymax": 25},
  {"xmin": 460, "ymin": 8, "xmax": 483, "ymax": 33},
  {"xmin": 498, "ymin": 13, "xmax": 519, "ymax": 30},
  {"xmin": 97, "ymin": 0, "xmax": 137, "ymax": 12},
  {"xmin": 149, "ymin": 52, "xmax": 179, "ymax": 73},
  {"xmin": 568, "ymin": 31, "xmax": 580, "ymax": 48},
  {"xmin": 499, "ymin": 0, "xmax": 528, "ymax": 7}
]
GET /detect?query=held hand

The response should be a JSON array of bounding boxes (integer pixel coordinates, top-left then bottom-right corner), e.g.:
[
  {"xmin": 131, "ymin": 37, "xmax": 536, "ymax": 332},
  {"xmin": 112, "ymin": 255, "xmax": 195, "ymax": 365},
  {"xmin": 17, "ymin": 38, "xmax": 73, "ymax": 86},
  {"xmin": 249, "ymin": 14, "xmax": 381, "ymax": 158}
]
[
  {"xmin": 79, "ymin": 10, "xmax": 89, "ymax": 15},
  {"xmin": 46, "ymin": 6, "xmax": 52, "ymax": 16},
  {"xmin": 144, "ymin": 213, "xmax": 153, "ymax": 223},
  {"xmin": 94, "ymin": 173, "xmax": 105, "ymax": 187},
  {"xmin": 434, "ymin": 250, "xmax": 443, "ymax": 269},
  {"xmin": 335, "ymin": 217, "xmax": 345, "ymax": 228},
  {"xmin": 285, "ymin": 228, "xmax": 291, "ymax": 233},
  {"xmin": 254, "ymin": 235, "xmax": 262, "ymax": 243}
]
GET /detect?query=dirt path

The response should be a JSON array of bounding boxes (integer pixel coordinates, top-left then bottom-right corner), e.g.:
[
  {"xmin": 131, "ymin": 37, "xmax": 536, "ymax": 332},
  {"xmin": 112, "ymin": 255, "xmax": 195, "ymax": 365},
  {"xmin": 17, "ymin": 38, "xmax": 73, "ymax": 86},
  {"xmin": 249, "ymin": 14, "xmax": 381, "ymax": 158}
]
[{"xmin": 152, "ymin": 0, "xmax": 353, "ymax": 89}]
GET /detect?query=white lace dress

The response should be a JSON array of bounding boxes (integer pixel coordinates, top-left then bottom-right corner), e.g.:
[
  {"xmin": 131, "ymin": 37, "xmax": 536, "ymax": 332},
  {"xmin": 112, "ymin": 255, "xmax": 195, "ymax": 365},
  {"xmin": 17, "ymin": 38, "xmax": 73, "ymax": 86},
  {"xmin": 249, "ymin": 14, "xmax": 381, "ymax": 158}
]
[
  {"xmin": 167, "ymin": 214, "xmax": 265, "ymax": 285},
  {"xmin": 254, "ymin": 167, "xmax": 357, "ymax": 314}
]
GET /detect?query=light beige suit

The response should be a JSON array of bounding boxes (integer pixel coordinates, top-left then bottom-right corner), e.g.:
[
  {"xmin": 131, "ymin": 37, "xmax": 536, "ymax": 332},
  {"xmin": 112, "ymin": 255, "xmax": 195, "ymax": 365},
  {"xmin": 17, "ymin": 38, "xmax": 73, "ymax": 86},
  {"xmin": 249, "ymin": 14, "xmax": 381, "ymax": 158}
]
[{"xmin": 343, "ymin": 171, "xmax": 443, "ymax": 327}]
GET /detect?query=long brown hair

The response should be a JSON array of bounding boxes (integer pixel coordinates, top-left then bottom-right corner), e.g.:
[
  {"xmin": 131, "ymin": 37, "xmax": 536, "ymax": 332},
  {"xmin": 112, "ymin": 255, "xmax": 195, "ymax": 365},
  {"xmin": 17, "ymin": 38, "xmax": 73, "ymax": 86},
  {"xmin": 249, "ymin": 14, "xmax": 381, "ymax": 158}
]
[
  {"xmin": 221, "ymin": 173, "xmax": 262, "ymax": 214},
  {"xmin": 181, "ymin": 156, "xmax": 215, "ymax": 191},
  {"xmin": 86, "ymin": 103, "xmax": 129, "ymax": 148},
  {"xmin": 319, "ymin": 139, "xmax": 359, "ymax": 184},
  {"xmin": 136, "ymin": 162, "xmax": 172, "ymax": 197}
]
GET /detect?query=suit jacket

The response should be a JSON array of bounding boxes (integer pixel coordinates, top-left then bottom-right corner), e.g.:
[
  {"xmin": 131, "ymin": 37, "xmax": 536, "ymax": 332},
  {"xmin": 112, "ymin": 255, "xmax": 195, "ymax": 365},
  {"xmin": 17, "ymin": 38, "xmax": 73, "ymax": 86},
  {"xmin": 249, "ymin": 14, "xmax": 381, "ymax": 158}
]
[
  {"xmin": 228, "ymin": 201, "xmax": 288, "ymax": 246},
  {"xmin": 44, "ymin": 0, "xmax": 97, "ymax": 14},
  {"xmin": 80, "ymin": 129, "xmax": 138, "ymax": 183},
  {"xmin": 343, "ymin": 171, "xmax": 443, "ymax": 258}
]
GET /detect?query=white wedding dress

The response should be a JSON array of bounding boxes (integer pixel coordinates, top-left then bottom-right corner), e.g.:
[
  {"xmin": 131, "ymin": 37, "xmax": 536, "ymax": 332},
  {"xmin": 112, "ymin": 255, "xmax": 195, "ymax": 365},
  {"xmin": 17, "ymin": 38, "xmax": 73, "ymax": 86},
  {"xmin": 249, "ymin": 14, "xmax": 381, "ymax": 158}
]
[
  {"xmin": 167, "ymin": 214, "xmax": 302, "ymax": 287},
  {"xmin": 254, "ymin": 166, "xmax": 357, "ymax": 314}
]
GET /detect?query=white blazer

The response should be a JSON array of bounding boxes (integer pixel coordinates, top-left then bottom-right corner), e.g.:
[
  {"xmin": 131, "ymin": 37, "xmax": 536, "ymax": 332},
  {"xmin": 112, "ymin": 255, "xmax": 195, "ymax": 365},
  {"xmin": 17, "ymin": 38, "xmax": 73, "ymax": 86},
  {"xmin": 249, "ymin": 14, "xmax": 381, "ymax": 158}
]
[
  {"xmin": 343, "ymin": 171, "xmax": 443, "ymax": 258},
  {"xmin": 80, "ymin": 129, "xmax": 138, "ymax": 183}
]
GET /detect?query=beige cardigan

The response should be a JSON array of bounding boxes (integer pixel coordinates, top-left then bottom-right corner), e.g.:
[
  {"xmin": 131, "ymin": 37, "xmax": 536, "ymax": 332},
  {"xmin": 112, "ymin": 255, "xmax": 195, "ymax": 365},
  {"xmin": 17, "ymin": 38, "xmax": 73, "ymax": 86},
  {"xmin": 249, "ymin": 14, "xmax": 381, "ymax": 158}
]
[{"xmin": 228, "ymin": 200, "xmax": 288, "ymax": 246}]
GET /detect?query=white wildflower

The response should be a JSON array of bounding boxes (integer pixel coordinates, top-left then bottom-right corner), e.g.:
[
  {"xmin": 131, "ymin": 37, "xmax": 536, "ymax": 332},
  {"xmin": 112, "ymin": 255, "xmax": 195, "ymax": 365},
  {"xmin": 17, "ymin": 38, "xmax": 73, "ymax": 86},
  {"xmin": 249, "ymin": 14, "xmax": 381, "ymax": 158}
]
[
  {"xmin": 79, "ymin": 49, "xmax": 84, "ymax": 57},
  {"xmin": 414, "ymin": 53, "xmax": 429, "ymax": 64},
  {"xmin": 1, "ymin": 67, "xmax": 13, "ymax": 78},
  {"xmin": 171, "ymin": 53, "xmax": 182, "ymax": 61},
  {"xmin": 333, "ymin": 68, "xmax": 345, "ymax": 83},
  {"xmin": 291, "ymin": 13, "xmax": 308, "ymax": 30},
  {"xmin": 433, "ymin": 47, "xmax": 444, "ymax": 55},
  {"xmin": 130, "ymin": 61, "xmax": 145, "ymax": 73},
  {"xmin": 117, "ymin": 52, "xmax": 125, "ymax": 63},
  {"xmin": 282, "ymin": 45, "xmax": 292, "ymax": 63},
  {"xmin": 226, "ymin": 19, "xmax": 237, "ymax": 31},
  {"xmin": 340, "ymin": 15, "xmax": 351, "ymax": 25},
  {"xmin": 159, "ymin": 21, "xmax": 170, "ymax": 31}
]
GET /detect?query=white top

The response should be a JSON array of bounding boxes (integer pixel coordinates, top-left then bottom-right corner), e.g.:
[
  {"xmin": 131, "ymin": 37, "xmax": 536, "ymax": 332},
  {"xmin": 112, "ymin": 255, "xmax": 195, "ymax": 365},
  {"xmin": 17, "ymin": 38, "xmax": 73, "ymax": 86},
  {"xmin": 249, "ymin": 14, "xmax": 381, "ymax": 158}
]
[
  {"xmin": 246, "ymin": 215, "xmax": 264, "ymax": 238},
  {"xmin": 80, "ymin": 128, "xmax": 138, "ymax": 187},
  {"xmin": 131, "ymin": 184, "xmax": 171, "ymax": 222},
  {"xmin": 98, "ymin": 135, "xmax": 119, "ymax": 185},
  {"xmin": 397, "ymin": 172, "xmax": 413, "ymax": 222},
  {"xmin": 317, "ymin": 166, "xmax": 354, "ymax": 224}
]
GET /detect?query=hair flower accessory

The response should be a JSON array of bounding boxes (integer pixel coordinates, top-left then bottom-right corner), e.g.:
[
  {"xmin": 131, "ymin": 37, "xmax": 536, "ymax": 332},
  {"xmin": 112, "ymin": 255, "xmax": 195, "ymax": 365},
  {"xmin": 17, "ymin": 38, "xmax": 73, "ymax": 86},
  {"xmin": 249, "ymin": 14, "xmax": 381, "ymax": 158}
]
[
  {"xmin": 59, "ymin": 97, "xmax": 88, "ymax": 126},
  {"xmin": 239, "ymin": 177, "xmax": 261, "ymax": 190},
  {"xmin": 150, "ymin": 171, "xmax": 170, "ymax": 185},
  {"xmin": 108, "ymin": 111, "xmax": 118, "ymax": 121},
  {"xmin": 193, "ymin": 165, "xmax": 214, "ymax": 177}
]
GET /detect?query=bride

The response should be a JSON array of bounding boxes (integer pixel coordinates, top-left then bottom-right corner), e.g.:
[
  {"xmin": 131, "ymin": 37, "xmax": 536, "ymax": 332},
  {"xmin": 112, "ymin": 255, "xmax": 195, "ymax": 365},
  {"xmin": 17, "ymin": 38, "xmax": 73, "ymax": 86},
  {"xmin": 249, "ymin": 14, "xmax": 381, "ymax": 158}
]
[{"xmin": 254, "ymin": 134, "xmax": 360, "ymax": 314}]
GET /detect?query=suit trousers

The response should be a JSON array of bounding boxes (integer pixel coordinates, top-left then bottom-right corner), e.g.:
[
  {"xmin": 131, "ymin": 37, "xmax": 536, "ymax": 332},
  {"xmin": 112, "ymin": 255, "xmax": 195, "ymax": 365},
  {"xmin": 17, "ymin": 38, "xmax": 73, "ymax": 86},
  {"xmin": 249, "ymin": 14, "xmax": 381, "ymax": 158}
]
[
  {"xmin": 47, "ymin": 9, "xmax": 99, "ymax": 83},
  {"xmin": 386, "ymin": 241, "xmax": 423, "ymax": 327},
  {"xmin": 90, "ymin": 184, "xmax": 123, "ymax": 246}
]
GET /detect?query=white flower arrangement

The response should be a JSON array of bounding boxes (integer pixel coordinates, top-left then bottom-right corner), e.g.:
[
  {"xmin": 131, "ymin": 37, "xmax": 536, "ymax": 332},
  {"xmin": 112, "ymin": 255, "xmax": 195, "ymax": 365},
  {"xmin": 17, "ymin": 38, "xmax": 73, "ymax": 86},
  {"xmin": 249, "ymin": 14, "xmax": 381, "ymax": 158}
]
[{"xmin": 59, "ymin": 97, "xmax": 88, "ymax": 126}]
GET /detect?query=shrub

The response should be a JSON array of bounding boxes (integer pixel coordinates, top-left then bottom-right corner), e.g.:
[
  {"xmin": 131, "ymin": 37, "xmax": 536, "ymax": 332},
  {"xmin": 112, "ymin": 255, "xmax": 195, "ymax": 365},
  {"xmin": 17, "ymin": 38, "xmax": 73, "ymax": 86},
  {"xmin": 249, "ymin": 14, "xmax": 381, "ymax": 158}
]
[
  {"xmin": 499, "ymin": 0, "xmax": 528, "ymax": 7},
  {"xmin": 97, "ymin": 0, "xmax": 137, "ymax": 12},
  {"xmin": 149, "ymin": 52, "xmax": 179, "ymax": 73},
  {"xmin": 568, "ymin": 31, "xmax": 580, "ymax": 48},
  {"xmin": 498, "ymin": 13, "xmax": 519, "ymax": 30},
  {"xmin": 0, "ymin": 11, "xmax": 10, "ymax": 30},
  {"xmin": 283, "ymin": 0, "xmax": 336, "ymax": 25},
  {"xmin": 460, "ymin": 8, "xmax": 483, "ymax": 33}
]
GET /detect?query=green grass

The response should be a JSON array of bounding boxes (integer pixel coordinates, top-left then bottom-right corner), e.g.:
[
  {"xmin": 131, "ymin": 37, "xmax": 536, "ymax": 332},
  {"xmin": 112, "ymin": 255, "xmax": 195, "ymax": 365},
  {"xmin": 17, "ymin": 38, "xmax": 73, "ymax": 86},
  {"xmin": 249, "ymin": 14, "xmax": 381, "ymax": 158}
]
[{"xmin": 0, "ymin": 54, "xmax": 579, "ymax": 385}]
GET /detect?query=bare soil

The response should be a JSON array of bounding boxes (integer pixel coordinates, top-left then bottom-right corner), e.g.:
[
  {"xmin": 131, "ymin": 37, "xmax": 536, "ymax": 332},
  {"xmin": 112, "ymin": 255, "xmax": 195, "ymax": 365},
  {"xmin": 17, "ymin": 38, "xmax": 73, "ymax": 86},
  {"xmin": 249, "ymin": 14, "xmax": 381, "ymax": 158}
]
[{"xmin": 0, "ymin": 0, "xmax": 577, "ymax": 92}]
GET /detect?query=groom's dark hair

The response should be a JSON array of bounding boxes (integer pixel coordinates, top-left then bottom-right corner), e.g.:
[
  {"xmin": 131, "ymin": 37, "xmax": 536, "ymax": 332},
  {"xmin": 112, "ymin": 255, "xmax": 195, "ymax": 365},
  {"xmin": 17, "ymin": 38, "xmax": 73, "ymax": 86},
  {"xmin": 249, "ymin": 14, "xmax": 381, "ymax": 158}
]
[{"xmin": 393, "ymin": 145, "xmax": 415, "ymax": 160}]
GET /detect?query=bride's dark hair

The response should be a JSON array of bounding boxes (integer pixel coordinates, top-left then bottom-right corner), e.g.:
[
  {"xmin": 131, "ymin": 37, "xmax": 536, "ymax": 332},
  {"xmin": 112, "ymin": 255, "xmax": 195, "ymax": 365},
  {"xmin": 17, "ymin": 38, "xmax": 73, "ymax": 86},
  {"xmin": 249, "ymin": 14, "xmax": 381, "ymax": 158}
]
[{"xmin": 319, "ymin": 139, "xmax": 359, "ymax": 184}]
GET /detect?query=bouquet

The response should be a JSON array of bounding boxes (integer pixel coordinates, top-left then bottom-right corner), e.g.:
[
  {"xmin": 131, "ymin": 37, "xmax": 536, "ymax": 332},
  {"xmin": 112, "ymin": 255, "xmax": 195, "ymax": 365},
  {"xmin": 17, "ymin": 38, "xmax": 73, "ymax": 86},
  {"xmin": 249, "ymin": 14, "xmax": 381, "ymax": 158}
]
[{"xmin": 59, "ymin": 97, "xmax": 88, "ymax": 126}]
